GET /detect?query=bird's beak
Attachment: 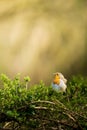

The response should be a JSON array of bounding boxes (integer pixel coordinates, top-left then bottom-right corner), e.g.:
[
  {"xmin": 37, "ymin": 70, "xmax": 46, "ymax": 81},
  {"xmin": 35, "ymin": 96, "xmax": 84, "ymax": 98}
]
[{"xmin": 53, "ymin": 72, "xmax": 59, "ymax": 75}]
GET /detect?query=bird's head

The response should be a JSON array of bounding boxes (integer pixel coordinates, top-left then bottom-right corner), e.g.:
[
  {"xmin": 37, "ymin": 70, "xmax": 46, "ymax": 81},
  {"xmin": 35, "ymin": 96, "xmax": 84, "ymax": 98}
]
[{"xmin": 53, "ymin": 72, "xmax": 67, "ymax": 84}]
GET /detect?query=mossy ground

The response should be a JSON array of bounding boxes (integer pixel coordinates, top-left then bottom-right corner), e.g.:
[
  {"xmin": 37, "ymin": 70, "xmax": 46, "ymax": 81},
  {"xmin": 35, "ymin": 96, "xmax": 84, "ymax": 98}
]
[{"xmin": 0, "ymin": 74, "xmax": 87, "ymax": 129}]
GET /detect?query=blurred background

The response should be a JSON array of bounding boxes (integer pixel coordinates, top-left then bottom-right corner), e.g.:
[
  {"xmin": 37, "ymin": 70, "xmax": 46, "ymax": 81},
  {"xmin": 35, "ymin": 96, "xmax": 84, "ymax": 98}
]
[{"xmin": 0, "ymin": 0, "xmax": 87, "ymax": 84}]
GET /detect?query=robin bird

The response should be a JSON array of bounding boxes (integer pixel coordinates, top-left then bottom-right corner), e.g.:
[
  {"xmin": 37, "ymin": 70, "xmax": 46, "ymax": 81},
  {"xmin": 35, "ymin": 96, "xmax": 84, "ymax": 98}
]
[{"xmin": 52, "ymin": 72, "xmax": 67, "ymax": 92}]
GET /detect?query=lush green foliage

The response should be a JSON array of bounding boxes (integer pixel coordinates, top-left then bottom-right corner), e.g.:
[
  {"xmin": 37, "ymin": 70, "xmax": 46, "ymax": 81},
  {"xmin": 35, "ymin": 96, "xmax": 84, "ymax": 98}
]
[{"xmin": 0, "ymin": 74, "xmax": 87, "ymax": 130}]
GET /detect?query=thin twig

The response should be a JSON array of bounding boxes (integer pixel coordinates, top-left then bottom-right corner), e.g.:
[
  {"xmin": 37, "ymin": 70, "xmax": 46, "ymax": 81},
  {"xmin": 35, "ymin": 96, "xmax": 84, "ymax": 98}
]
[{"xmin": 31, "ymin": 100, "xmax": 55, "ymax": 105}]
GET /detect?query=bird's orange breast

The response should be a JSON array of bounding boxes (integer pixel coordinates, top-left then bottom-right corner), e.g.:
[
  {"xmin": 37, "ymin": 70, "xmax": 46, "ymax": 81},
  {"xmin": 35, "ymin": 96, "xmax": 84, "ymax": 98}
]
[{"xmin": 53, "ymin": 74, "xmax": 60, "ymax": 85}]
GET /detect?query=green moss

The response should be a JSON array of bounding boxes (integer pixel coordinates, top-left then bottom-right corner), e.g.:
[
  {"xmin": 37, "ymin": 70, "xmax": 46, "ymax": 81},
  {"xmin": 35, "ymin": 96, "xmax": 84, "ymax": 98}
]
[{"xmin": 0, "ymin": 74, "xmax": 87, "ymax": 129}]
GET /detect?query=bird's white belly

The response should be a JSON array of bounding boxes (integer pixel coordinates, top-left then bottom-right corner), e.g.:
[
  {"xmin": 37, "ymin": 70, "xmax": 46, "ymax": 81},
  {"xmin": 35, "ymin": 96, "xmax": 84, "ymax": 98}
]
[{"xmin": 52, "ymin": 79, "xmax": 67, "ymax": 92}]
